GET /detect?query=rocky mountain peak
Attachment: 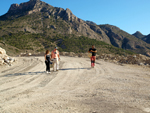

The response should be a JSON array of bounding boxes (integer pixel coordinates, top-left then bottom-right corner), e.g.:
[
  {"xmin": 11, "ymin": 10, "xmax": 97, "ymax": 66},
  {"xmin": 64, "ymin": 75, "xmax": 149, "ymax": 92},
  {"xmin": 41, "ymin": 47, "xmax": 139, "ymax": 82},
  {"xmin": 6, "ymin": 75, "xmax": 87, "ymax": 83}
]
[
  {"xmin": 134, "ymin": 31, "xmax": 143, "ymax": 35},
  {"xmin": 63, "ymin": 8, "xmax": 78, "ymax": 21},
  {"xmin": 133, "ymin": 31, "xmax": 145, "ymax": 39},
  {"xmin": 135, "ymin": 31, "xmax": 142, "ymax": 34},
  {"xmin": 65, "ymin": 8, "xmax": 72, "ymax": 14},
  {"xmin": 7, "ymin": 0, "xmax": 44, "ymax": 16}
]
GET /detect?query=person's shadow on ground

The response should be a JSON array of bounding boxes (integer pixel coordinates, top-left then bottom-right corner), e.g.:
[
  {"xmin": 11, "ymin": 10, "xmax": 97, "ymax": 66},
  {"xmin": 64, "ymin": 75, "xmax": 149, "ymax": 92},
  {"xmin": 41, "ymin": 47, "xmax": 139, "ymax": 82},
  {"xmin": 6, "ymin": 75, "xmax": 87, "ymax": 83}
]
[
  {"xmin": 59, "ymin": 68, "xmax": 91, "ymax": 71},
  {"xmin": 3, "ymin": 68, "xmax": 91, "ymax": 77},
  {"xmin": 3, "ymin": 71, "xmax": 46, "ymax": 77}
]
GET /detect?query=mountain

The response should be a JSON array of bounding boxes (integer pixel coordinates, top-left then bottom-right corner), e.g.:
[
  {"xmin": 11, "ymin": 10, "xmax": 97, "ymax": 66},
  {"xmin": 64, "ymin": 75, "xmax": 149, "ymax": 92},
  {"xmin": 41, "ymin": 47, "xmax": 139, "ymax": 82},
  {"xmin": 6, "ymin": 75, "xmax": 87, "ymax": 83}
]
[
  {"xmin": 132, "ymin": 31, "xmax": 145, "ymax": 39},
  {"xmin": 133, "ymin": 31, "xmax": 150, "ymax": 46},
  {"xmin": 0, "ymin": 0, "xmax": 111, "ymax": 42},
  {"xmin": 0, "ymin": 0, "xmax": 150, "ymax": 56},
  {"xmin": 98, "ymin": 24, "xmax": 150, "ymax": 55},
  {"xmin": 142, "ymin": 34, "xmax": 150, "ymax": 44}
]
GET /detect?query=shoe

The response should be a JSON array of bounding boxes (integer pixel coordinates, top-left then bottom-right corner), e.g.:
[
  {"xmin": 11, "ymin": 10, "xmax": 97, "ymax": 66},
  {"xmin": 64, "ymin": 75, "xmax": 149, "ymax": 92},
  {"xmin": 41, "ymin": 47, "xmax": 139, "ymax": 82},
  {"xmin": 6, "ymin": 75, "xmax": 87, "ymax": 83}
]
[
  {"xmin": 48, "ymin": 72, "xmax": 51, "ymax": 74},
  {"xmin": 46, "ymin": 71, "xmax": 48, "ymax": 73}
]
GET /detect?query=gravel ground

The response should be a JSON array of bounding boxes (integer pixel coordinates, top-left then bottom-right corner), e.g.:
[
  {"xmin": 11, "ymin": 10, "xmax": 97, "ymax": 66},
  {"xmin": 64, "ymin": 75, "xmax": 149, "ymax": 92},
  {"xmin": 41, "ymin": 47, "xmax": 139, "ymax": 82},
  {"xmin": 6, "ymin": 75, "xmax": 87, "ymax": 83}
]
[{"xmin": 0, "ymin": 56, "xmax": 150, "ymax": 113}]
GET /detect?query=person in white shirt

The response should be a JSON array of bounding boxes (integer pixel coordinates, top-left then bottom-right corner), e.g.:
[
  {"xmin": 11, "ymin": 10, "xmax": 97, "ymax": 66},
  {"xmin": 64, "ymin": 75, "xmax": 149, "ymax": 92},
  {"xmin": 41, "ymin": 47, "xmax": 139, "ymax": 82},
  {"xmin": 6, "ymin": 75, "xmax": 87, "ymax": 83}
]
[{"xmin": 51, "ymin": 47, "xmax": 60, "ymax": 71}]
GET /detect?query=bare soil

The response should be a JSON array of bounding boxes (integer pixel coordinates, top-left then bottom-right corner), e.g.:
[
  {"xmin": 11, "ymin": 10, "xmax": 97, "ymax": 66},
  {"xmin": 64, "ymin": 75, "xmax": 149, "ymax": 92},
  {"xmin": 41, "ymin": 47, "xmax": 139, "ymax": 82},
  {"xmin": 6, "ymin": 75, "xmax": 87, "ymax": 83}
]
[{"xmin": 0, "ymin": 56, "xmax": 150, "ymax": 113}]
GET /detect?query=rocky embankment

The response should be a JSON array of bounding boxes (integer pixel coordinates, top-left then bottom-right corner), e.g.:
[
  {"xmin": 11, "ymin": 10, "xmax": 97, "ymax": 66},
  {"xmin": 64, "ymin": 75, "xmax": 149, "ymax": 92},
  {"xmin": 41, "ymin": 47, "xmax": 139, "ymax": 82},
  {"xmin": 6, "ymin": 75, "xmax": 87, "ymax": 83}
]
[
  {"xmin": 0, "ymin": 47, "xmax": 16, "ymax": 66},
  {"xmin": 60, "ymin": 52, "xmax": 150, "ymax": 66}
]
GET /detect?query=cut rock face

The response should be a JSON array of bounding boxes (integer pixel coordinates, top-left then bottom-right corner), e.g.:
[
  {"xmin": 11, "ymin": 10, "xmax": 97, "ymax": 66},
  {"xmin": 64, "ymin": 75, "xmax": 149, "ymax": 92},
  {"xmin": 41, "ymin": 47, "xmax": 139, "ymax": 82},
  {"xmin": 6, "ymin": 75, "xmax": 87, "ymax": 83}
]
[{"xmin": 0, "ymin": 47, "xmax": 16, "ymax": 66}]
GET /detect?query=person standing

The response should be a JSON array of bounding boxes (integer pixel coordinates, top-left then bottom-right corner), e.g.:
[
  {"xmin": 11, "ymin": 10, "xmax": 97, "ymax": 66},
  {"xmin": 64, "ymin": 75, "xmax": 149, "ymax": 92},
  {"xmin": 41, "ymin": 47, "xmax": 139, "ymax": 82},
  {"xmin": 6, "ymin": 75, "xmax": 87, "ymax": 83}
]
[
  {"xmin": 88, "ymin": 45, "xmax": 97, "ymax": 68},
  {"xmin": 45, "ymin": 50, "xmax": 51, "ymax": 73},
  {"xmin": 51, "ymin": 47, "xmax": 60, "ymax": 71}
]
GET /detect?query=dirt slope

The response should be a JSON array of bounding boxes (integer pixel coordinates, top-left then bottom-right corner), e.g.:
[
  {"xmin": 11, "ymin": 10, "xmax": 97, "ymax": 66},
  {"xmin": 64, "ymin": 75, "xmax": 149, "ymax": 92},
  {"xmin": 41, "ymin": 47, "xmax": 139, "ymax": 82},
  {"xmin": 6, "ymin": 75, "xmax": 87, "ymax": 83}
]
[{"xmin": 0, "ymin": 56, "xmax": 150, "ymax": 113}]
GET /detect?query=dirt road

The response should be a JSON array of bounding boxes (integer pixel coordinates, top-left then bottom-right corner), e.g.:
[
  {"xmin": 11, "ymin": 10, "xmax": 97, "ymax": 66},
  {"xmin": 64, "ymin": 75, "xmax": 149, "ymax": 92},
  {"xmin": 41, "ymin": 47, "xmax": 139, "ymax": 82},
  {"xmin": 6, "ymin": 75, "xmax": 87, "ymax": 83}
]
[{"xmin": 0, "ymin": 56, "xmax": 150, "ymax": 113}]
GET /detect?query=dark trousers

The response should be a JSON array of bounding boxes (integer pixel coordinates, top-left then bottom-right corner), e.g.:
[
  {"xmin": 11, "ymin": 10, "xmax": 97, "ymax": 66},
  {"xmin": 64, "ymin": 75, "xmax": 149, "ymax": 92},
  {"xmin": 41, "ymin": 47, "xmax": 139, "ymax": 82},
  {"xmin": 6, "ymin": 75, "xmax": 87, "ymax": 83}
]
[{"xmin": 45, "ymin": 61, "xmax": 50, "ymax": 72}]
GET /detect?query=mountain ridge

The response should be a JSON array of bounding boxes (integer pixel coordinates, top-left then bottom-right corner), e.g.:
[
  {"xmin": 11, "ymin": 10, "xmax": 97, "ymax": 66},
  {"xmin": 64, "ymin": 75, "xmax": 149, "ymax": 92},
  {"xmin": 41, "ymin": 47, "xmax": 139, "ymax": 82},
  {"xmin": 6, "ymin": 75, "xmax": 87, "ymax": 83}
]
[
  {"xmin": 142, "ymin": 34, "xmax": 150, "ymax": 44},
  {"xmin": 132, "ymin": 31, "xmax": 145, "ymax": 39},
  {"xmin": 0, "ymin": 0, "xmax": 111, "ymax": 43},
  {"xmin": 0, "ymin": 0, "xmax": 150, "ymax": 56}
]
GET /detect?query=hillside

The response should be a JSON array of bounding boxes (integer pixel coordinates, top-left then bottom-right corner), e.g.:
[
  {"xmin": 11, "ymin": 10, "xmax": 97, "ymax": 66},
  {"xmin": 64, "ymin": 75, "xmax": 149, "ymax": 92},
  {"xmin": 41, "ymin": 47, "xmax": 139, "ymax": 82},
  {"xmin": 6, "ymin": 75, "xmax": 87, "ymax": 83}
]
[
  {"xmin": 0, "ymin": 0, "xmax": 150, "ymax": 56},
  {"xmin": 0, "ymin": 41, "xmax": 21, "ymax": 56},
  {"xmin": 99, "ymin": 24, "xmax": 150, "ymax": 55},
  {"xmin": 142, "ymin": 34, "xmax": 150, "ymax": 44}
]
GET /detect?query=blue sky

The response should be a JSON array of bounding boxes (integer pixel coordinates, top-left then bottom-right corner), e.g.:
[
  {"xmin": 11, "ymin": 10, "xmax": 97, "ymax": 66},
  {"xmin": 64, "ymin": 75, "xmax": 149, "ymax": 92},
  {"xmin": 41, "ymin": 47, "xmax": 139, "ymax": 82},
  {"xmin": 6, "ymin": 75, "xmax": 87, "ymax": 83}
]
[{"xmin": 0, "ymin": 0, "xmax": 150, "ymax": 35}]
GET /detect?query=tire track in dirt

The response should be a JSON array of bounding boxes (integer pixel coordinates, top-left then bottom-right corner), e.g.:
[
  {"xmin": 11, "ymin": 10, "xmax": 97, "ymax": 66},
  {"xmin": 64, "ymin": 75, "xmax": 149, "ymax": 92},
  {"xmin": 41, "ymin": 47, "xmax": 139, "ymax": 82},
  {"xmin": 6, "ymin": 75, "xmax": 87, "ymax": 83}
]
[
  {"xmin": 0, "ymin": 58, "xmax": 64, "ymax": 109},
  {"xmin": 0, "ymin": 56, "xmax": 150, "ymax": 113},
  {"xmin": 0, "ymin": 57, "xmax": 45, "ymax": 107},
  {"xmin": 0, "ymin": 58, "xmax": 39, "ymax": 87},
  {"xmin": 0, "ymin": 59, "xmax": 40, "ymax": 91}
]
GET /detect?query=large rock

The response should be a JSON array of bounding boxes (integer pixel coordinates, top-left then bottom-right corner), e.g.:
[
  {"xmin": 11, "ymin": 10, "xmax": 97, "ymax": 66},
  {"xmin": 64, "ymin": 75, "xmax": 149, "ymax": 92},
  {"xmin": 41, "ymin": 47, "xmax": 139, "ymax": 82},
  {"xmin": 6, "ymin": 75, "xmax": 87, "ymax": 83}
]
[
  {"xmin": 0, "ymin": 47, "xmax": 16, "ymax": 66},
  {"xmin": 0, "ymin": 59, "xmax": 4, "ymax": 65},
  {"xmin": 0, "ymin": 47, "xmax": 6, "ymax": 54}
]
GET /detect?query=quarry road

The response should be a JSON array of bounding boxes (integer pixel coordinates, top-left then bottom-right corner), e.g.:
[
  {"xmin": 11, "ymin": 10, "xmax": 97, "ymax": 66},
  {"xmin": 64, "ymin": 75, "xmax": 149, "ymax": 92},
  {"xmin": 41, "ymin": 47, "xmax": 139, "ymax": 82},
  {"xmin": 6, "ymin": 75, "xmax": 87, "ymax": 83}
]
[{"xmin": 0, "ymin": 56, "xmax": 150, "ymax": 113}]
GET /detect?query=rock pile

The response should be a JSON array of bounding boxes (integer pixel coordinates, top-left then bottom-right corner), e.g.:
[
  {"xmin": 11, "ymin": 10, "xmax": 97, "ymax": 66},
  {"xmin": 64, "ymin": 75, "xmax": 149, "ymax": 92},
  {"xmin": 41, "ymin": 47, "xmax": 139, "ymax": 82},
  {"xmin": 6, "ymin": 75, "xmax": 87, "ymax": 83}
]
[
  {"xmin": 60, "ymin": 52, "xmax": 150, "ymax": 66},
  {"xmin": 0, "ymin": 47, "xmax": 16, "ymax": 66}
]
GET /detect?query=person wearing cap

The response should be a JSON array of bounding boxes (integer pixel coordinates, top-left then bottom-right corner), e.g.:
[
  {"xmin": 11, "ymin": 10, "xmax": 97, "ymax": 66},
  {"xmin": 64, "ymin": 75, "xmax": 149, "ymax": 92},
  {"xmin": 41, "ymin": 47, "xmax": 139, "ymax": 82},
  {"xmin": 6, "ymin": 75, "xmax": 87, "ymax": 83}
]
[{"xmin": 51, "ymin": 47, "xmax": 60, "ymax": 71}]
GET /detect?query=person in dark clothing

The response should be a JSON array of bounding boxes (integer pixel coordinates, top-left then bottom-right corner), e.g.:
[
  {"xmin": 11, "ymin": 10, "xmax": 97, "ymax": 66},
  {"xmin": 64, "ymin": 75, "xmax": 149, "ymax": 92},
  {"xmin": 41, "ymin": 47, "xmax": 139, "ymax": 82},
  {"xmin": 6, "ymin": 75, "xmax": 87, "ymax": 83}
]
[
  {"xmin": 88, "ymin": 45, "xmax": 97, "ymax": 68},
  {"xmin": 45, "ymin": 50, "xmax": 51, "ymax": 73}
]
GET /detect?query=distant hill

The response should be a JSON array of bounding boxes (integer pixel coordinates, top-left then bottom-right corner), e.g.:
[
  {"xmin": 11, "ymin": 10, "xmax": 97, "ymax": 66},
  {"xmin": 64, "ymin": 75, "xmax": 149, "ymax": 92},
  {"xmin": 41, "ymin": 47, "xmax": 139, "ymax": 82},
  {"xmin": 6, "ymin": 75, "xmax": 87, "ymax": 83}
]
[
  {"xmin": 0, "ymin": 0, "xmax": 150, "ymax": 56},
  {"xmin": 133, "ymin": 31, "xmax": 150, "ymax": 47},
  {"xmin": 99, "ymin": 24, "xmax": 150, "ymax": 55}
]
